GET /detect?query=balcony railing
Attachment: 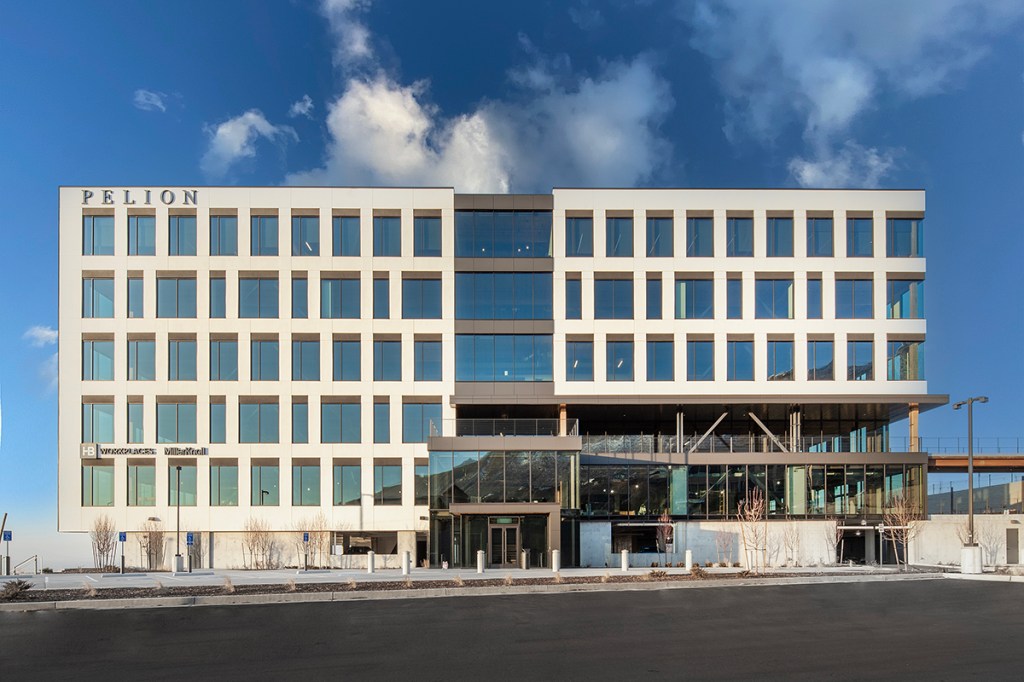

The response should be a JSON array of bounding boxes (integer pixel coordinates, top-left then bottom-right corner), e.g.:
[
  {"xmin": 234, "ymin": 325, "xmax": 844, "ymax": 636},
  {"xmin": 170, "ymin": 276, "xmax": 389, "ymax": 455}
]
[
  {"xmin": 429, "ymin": 418, "xmax": 580, "ymax": 438},
  {"xmin": 889, "ymin": 436, "xmax": 1022, "ymax": 454},
  {"xmin": 581, "ymin": 434, "xmax": 898, "ymax": 455}
]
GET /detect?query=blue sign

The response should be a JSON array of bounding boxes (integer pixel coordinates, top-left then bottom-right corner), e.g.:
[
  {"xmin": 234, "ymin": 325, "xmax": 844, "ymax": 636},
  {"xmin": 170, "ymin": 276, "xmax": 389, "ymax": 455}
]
[
  {"xmin": 186, "ymin": 532, "xmax": 194, "ymax": 546},
  {"xmin": 303, "ymin": 532, "xmax": 309, "ymax": 543},
  {"xmin": 119, "ymin": 531, "xmax": 127, "ymax": 543},
  {"xmin": 2, "ymin": 531, "xmax": 10, "ymax": 542}
]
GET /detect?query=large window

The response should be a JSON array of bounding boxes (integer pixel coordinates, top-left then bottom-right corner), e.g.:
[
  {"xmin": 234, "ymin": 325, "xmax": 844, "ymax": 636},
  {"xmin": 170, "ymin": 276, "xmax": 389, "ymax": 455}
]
[
  {"xmin": 239, "ymin": 277, "xmax": 279, "ymax": 318},
  {"xmin": 566, "ymin": 340, "xmax": 594, "ymax": 381},
  {"xmin": 727, "ymin": 340, "xmax": 753, "ymax": 381},
  {"xmin": 169, "ymin": 215, "xmax": 197, "ymax": 256},
  {"xmin": 157, "ymin": 402, "xmax": 197, "ymax": 443},
  {"xmin": 807, "ymin": 278, "xmax": 822, "ymax": 319},
  {"xmin": 373, "ymin": 340, "xmax": 401, "ymax": 381},
  {"xmin": 292, "ymin": 464, "xmax": 321, "ymax": 506},
  {"xmin": 82, "ymin": 464, "xmax": 114, "ymax": 506},
  {"xmin": 127, "ymin": 277, "xmax": 144, "ymax": 318},
  {"xmin": 210, "ymin": 277, "xmax": 226, "ymax": 318},
  {"xmin": 291, "ymin": 216, "xmax": 319, "ymax": 256},
  {"xmin": 566, "ymin": 217, "xmax": 593, "ymax": 257},
  {"xmin": 128, "ymin": 216, "xmax": 155, "ymax": 255},
  {"xmin": 414, "ymin": 216, "xmax": 441, "ymax": 256},
  {"xmin": 606, "ymin": 217, "xmax": 633, "ymax": 257},
  {"xmin": 321, "ymin": 278, "xmax": 360, "ymax": 319},
  {"xmin": 807, "ymin": 217, "xmax": 833, "ymax": 257},
  {"xmin": 836, "ymin": 279, "xmax": 873, "ymax": 319},
  {"xmin": 887, "ymin": 218, "xmax": 923, "ymax": 257},
  {"xmin": 334, "ymin": 464, "xmax": 361, "ymax": 506},
  {"xmin": 646, "ymin": 217, "xmax": 673, "ymax": 257},
  {"xmin": 402, "ymin": 278, "xmax": 442, "ymax": 319},
  {"xmin": 594, "ymin": 279, "xmax": 633, "ymax": 319},
  {"xmin": 373, "ymin": 277, "xmax": 389, "ymax": 319},
  {"xmin": 210, "ymin": 402, "xmax": 226, "ymax": 443},
  {"xmin": 83, "ymin": 215, "xmax": 114, "ymax": 255},
  {"xmin": 848, "ymin": 340, "xmax": 874, "ymax": 381},
  {"xmin": 251, "ymin": 463, "xmax": 280, "ymax": 506},
  {"xmin": 403, "ymin": 403, "xmax": 442, "ymax": 443},
  {"xmin": 887, "ymin": 280, "xmax": 924, "ymax": 319},
  {"xmin": 322, "ymin": 402, "xmax": 361, "ymax": 443},
  {"xmin": 766, "ymin": 217, "xmax": 793, "ymax": 257},
  {"xmin": 414, "ymin": 340, "xmax": 442, "ymax": 381},
  {"xmin": 250, "ymin": 340, "xmax": 279, "ymax": 381},
  {"xmin": 727, "ymin": 279, "xmax": 742, "ymax": 319},
  {"xmin": 565, "ymin": 278, "xmax": 582, "ymax": 319},
  {"xmin": 847, "ymin": 218, "xmax": 873, "ymax": 257},
  {"xmin": 292, "ymin": 277, "xmax": 308, "ymax": 319},
  {"xmin": 209, "ymin": 340, "xmax": 237, "ymax": 381},
  {"xmin": 292, "ymin": 400, "xmax": 308, "ymax": 444},
  {"xmin": 646, "ymin": 340, "xmax": 673, "ymax": 381},
  {"xmin": 82, "ymin": 340, "xmax": 114, "ymax": 381},
  {"xmin": 767, "ymin": 340, "xmax": 794, "ymax": 381},
  {"xmin": 675, "ymin": 279, "xmax": 713, "ymax": 319},
  {"xmin": 755, "ymin": 278, "xmax": 794, "ymax": 319},
  {"xmin": 292, "ymin": 340, "xmax": 320, "ymax": 381},
  {"xmin": 209, "ymin": 216, "xmax": 237, "ymax": 256},
  {"xmin": 333, "ymin": 216, "xmax": 360, "ymax": 256},
  {"xmin": 251, "ymin": 216, "xmax": 278, "ymax": 256},
  {"xmin": 128, "ymin": 401, "xmax": 144, "ymax": 442},
  {"xmin": 156, "ymin": 277, "xmax": 196, "ymax": 318},
  {"xmin": 167, "ymin": 339, "xmax": 197, "ymax": 381},
  {"xmin": 240, "ymin": 401, "xmax": 279, "ymax": 443},
  {"xmin": 808, "ymin": 340, "xmax": 834, "ymax": 381},
  {"xmin": 374, "ymin": 464, "xmax": 403, "ymax": 505},
  {"xmin": 686, "ymin": 340, "xmax": 714, "ymax": 381},
  {"xmin": 455, "ymin": 210, "xmax": 552, "ymax": 258},
  {"xmin": 333, "ymin": 340, "xmax": 360, "ymax": 381},
  {"xmin": 127, "ymin": 463, "xmax": 156, "ymax": 506},
  {"xmin": 726, "ymin": 217, "xmax": 753, "ymax": 257},
  {"xmin": 607, "ymin": 340, "xmax": 634, "ymax": 382},
  {"xmin": 686, "ymin": 217, "xmax": 713, "ymax": 257},
  {"xmin": 373, "ymin": 216, "xmax": 401, "ymax": 256},
  {"xmin": 210, "ymin": 462, "xmax": 239, "ymax": 506},
  {"xmin": 646, "ymin": 279, "xmax": 662, "ymax": 319},
  {"xmin": 374, "ymin": 401, "xmax": 390, "ymax": 443},
  {"xmin": 454, "ymin": 335, "xmax": 553, "ymax": 382},
  {"xmin": 888, "ymin": 340, "xmax": 924, "ymax": 380},
  {"xmin": 455, "ymin": 272, "xmax": 552, "ymax": 320},
  {"xmin": 82, "ymin": 402, "xmax": 114, "ymax": 443}
]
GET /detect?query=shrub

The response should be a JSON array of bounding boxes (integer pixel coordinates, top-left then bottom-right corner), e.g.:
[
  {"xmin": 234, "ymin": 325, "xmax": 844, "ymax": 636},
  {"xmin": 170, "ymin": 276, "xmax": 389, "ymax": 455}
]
[
  {"xmin": 286, "ymin": 578, "xmax": 297, "ymax": 593},
  {"xmin": 503, "ymin": 574, "xmax": 514, "ymax": 587},
  {"xmin": 553, "ymin": 572, "xmax": 564, "ymax": 584},
  {"xmin": 452, "ymin": 575, "xmax": 465, "ymax": 587},
  {"xmin": 648, "ymin": 570, "xmax": 668, "ymax": 580},
  {"xmin": 0, "ymin": 579, "xmax": 32, "ymax": 600},
  {"xmin": 222, "ymin": 577, "xmax": 235, "ymax": 594},
  {"xmin": 41, "ymin": 567, "xmax": 53, "ymax": 574},
  {"xmin": 82, "ymin": 581, "xmax": 98, "ymax": 598},
  {"xmin": 690, "ymin": 566, "xmax": 708, "ymax": 579}
]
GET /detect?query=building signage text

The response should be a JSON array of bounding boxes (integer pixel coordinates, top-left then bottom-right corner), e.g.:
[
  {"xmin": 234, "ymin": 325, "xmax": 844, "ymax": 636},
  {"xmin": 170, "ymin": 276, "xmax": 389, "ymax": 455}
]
[
  {"xmin": 81, "ymin": 444, "xmax": 209, "ymax": 458},
  {"xmin": 81, "ymin": 189, "xmax": 198, "ymax": 206}
]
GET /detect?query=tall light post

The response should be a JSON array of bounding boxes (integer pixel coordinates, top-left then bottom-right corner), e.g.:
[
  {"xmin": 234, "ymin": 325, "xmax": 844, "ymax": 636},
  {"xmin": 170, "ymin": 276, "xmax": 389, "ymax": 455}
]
[
  {"xmin": 174, "ymin": 465, "xmax": 182, "ymax": 572},
  {"xmin": 953, "ymin": 396, "xmax": 987, "ymax": 574}
]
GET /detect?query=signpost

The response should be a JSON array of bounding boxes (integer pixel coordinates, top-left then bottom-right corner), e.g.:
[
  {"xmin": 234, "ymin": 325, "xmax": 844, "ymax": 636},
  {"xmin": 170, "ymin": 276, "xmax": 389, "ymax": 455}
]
[
  {"xmin": 303, "ymin": 532, "xmax": 310, "ymax": 570},
  {"xmin": 186, "ymin": 531, "xmax": 194, "ymax": 573},
  {"xmin": 119, "ymin": 531, "xmax": 126, "ymax": 574},
  {"xmin": 2, "ymin": 529, "xmax": 10, "ymax": 576}
]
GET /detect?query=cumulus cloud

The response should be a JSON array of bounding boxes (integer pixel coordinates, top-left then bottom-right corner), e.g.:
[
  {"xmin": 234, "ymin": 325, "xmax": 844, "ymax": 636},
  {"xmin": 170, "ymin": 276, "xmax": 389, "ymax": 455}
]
[
  {"xmin": 569, "ymin": 1, "xmax": 604, "ymax": 31},
  {"xmin": 200, "ymin": 110, "xmax": 298, "ymax": 179},
  {"xmin": 133, "ymin": 89, "xmax": 167, "ymax": 112},
  {"xmin": 288, "ymin": 94, "xmax": 314, "ymax": 118},
  {"xmin": 23, "ymin": 325, "xmax": 57, "ymax": 347},
  {"xmin": 321, "ymin": 0, "xmax": 374, "ymax": 68},
  {"xmin": 684, "ymin": 0, "xmax": 1024, "ymax": 186}
]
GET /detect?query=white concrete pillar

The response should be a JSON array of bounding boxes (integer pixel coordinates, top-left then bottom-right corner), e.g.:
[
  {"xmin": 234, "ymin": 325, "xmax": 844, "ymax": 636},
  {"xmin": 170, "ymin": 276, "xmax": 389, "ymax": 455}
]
[
  {"xmin": 477, "ymin": 550, "xmax": 485, "ymax": 574},
  {"xmin": 621, "ymin": 549, "xmax": 629, "ymax": 572},
  {"xmin": 521, "ymin": 550, "xmax": 528, "ymax": 570},
  {"xmin": 366, "ymin": 550, "xmax": 375, "ymax": 574},
  {"xmin": 961, "ymin": 546, "xmax": 982, "ymax": 574},
  {"xmin": 685, "ymin": 549, "xmax": 692, "ymax": 571},
  {"xmin": 401, "ymin": 551, "xmax": 411, "ymax": 575},
  {"xmin": 551, "ymin": 549, "xmax": 560, "ymax": 572}
]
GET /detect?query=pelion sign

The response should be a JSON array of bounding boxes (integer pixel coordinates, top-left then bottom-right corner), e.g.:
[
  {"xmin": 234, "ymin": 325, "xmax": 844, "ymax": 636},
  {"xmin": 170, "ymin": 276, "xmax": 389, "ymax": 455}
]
[{"xmin": 81, "ymin": 188, "xmax": 199, "ymax": 206}]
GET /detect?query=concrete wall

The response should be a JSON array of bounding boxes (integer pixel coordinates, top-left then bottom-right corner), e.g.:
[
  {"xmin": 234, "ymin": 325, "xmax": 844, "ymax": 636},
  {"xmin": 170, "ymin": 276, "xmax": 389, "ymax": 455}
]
[{"xmin": 912, "ymin": 514, "xmax": 1023, "ymax": 567}]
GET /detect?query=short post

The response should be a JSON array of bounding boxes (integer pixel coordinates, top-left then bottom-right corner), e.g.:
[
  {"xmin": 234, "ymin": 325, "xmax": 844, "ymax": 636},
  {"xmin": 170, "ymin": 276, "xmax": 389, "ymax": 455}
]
[
  {"xmin": 551, "ymin": 549, "xmax": 560, "ymax": 572},
  {"xmin": 621, "ymin": 549, "xmax": 629, "ymax": 572},
  {"xmin": 684, "ymin": 549, "xmax": 693, "ymax": 571},
  {"xmin": 521, "ymin": 549, "xmax": 528, "ymax": 570},
  {"xmin": 477, "ymin": 549, "xmax": 485, "ymax": 574},
  {"xmin": 366, "ymin": 550, "xmax": 375, "ymax": 574},
  {"xmin": 401, "ymin": 551, "xmax": 411, "ymax": 576}
]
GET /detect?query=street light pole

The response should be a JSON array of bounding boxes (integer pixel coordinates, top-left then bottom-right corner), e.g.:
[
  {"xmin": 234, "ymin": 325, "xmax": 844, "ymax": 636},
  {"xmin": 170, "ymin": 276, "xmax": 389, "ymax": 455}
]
[
  {"xmin": 175, "ymin": 465, "xmax": 182, "ymax": 570},
  {"xmin": 953, "ymin": 396, "xmax": 988, "ymax": 574}
]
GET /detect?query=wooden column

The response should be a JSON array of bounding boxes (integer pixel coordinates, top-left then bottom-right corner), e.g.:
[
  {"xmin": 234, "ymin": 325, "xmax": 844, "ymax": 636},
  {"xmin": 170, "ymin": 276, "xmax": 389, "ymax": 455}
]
[{"xmin": 908, "ymin": 403, "xmax": 919, "ymax": 452}]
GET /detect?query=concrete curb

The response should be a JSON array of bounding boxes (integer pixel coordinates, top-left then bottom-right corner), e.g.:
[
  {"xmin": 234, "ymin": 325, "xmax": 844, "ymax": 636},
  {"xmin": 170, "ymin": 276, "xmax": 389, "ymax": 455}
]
[
  {"xmin": 944, "ymin": 573, "xmax": 1024, "ymax": 584},
  {"xmin": 0, "ymin": 572, "xmax": 947, "ymax": 613}
]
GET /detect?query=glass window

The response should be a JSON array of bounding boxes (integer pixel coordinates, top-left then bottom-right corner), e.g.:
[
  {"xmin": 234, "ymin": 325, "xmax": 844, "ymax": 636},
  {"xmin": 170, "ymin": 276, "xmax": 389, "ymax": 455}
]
[
  {"xmin": 415, "ymin": 464, "xmax": 429, "ymax": 506},
  {"xmin": 646, "ymin": 340, "xmax": 673, "ymax": 381},
  {"xmin": 374, "ymin": 402, "xmax": 390, "ymax": 443},
  {"xmin": 887, "ymin": 340, "xmax": 924, "ymax": 380},
  {"xmin": 333, "ymin": 340, "xmax": 360, "ymax": 381},
  {"xmin": 210, "ymin": 463, "xmax": 238, "ymax": 506},
  {"xmin": 291, "ymin": 216, "xmax": 319, "ymax": 256},
  {"xmin": 156, "ymin": 278, "xmax": 197, "ymax": 318},
  {"xmin": 646, "ymin": 279, "xmax": 662, "ymax": 319},
  {"xmin": 292, "ymin": 401, "xmax": 308, "ymax": 444},
  {"xmin": 402, "ymin": 278, "xmax": 441, "ymax": 319},
  {"xmin": 292, "ymin": 340, "xmax": 320, "ymax": 381},
  {"xmin": 210, "ymin": 402, "xmax": 226, "ymax": 443},
  {"xmin": 455, "ymin": 272, "xmax": 552, "ymax": 320},
  {"xmin": 456, "ymin": 211, "xmax": 551, "ymax": 257},
  {"xmin": 209, "ymin": 340, "xmax": 237, "ymax": 381},
  {"xmin": 727, "ymin": 340, "xmax": 753, "ymax": 381},
  {"xmin": 209, "ymin": 277, "xmax": 226, "ymax": 319},
  {"xmin": 566, "ymin": 217, "xmax": 593, "ymax": 257},
  {"xmin": 414, "ymin": 216, "xmax": 441, "ymax": 256},
  {"xmin": 169, "ymin": 215, "xmax": 197, "ymax": 256},
  {"xmin": 82, "ymin": 403, "xmax": 115, "ymax": 443},
  {"xmin": 239, "ymin": 277, "xmax": 279, "ymax": 318},
  {"xmin": 403, "ymin": 403, "xmax": 441, "ymax": 443},
  {"xmin": 687, "ymin": 340, "xmax": 714, "ymax": 381},
  {"xmin": 565, "ymin": 279, "xmax": 582, "ymax": 319},
  {"xmin": 414, "ymin": 340, "xmax": 442, "ymax": 381},
  {"xmin": 646, "ymin": 217, "xmax": 673, "ymax": 257},
  {"xmin": 239, "ymin": 402, "xmax": 279, "ymax": 443},
  {"xmin": 887, "ymin": 280, "xmax": 924, "ymax": 319},
  {"xmin": 767, "ymin": 340, "xmax": 794, "ymax": 381},
  {"xmin": 807, "ymin": 278, "xmax": 822, "ymax": 319},
  {"xmin": 292, "ymin": 277, "xmax": 308, "ymax": 319},
  {"xmin": 887, "ymin": 218, "xmax": 923, "ymax": 257},
  {"xmin": 454, "ymin": 335, "xmax": 553, "ymax": 382},
  {"xmin": 82, "ymin": 340, "xmax": 114, "ymax": 381},
  {"xmin": 374, "ymin": 465, "xmax": 402, "ymax": 505},
  {"xmin": 566, "ymin": 340, "xmax": 594, "ymax": 381},
  {"xmin": 373, "ymin": 277, "xmax": 389, "ymax": 319},
  {"xmin": 127, "ymin": 277, "xmax": 144, "ymax": 318},
  {"xmin": 334, "ymin": 464, "xmax": 361, "ymax": 506},
  {"xmin": 686, "ymin": 217, "xmax": 713, "ymax": 257},
  {"xmin": 726, "ymin": 217, "xmax": 753, "ymax": 257},
  {"xmin": 847, "ymin": 218, "xmax": 873, "ymax": 257},
  {"xmin": 755, "ymin": 279, "xmax": 794, "ymax": 319},
  {"xmin": 209, "ymin": 216, "xmax": 237, "ymax": 256},
  {"xmin": 156, "ymin": 402, "xmax": 196, "ymax": 443},
  {"xmin": 333, "ymin": 216, "xmax": 360, "ymax": 256},
  {"xmin": 128, "ymin": 216, "xmax": 156, "ymax": 256},
  {"xmin": 848, "ymin": 340, "xmax": 874, "ymax": 381},
  {"xmin": 82, "ymin": 276, "xmax": 115, "ymax": 319},
  {"xmin": 321, "ymin": 402, "xmax": 361, "ymax": 443},
  {"xmin": 82, "ymin": 464, "xmax": 114, "ymax": 506},
  {"xmin": 606, "ymin": 217, "xmax": 633, "ymax": 257},
  {"xmin": 836, "ymin": 280, "xmax": 873, "ymax": 319},
  {"xmin": 128, "ymin": 401, "xmax": 144, "ymax": 443},
  {"xmin": 251, "ymin": 464, "xmax": 280, "ymax": 506},
  {"xmin": 321, "ymin": 278, "xmax": 360, "ymax": 319},
  {"xmin": 594, "ymin": 279, "xmax": 633, "ymax": 319},
  {"xmin": 727, "ymin": 279, "xmax": 742, "ymax": 319},
  {"xmin": 128, "ymin": 337, "xmax": 155, "ymax": 378},
  {"xmin": 674, "ymin": 279, "xmax": 714, "ymax": 319},
  {"xmin": 167, "ymin": 339, "xmax": 197, "ymax": 381},
  {"xmin": 292, "ymin": 464, "xmax": 321, "ymax": 506},
  {"xmin": 250, "ymin": 340, "xmax": 279, "ymax": 381},
  {"xmin": 83, "ymin": 215, "xmax": 114, "ymax": 256},
  {"xmin": 766, "ymin": 217, "xmax": 793, "ymax": 257},
  {"xmin": 373, "ymin": 340, "xmax": 401, "ymax": 381},
  {"xmin": 607, "ymin": 341, "xmax": 634, "ymax": 382},
  {"xmin": 808, "ymin": 340, "xmax": 834, "ymax": 381},
  {"xmin": 251, "ymin": 216, "xmax": 279, "ymax": 256},
  {"xmin": 807, "ymin": 217, "xmax": 833, "ymax": 257},
  {"xmin": 373, "ymin": 216, "xmax": 401, "ymax": 256}
]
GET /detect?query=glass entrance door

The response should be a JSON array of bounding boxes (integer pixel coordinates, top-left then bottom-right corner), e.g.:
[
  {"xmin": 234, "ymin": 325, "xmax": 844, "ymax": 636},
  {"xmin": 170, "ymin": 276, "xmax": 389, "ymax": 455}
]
[{"xmin": 489, "ymin": 524, "xmax": 520, "ymax": 567}]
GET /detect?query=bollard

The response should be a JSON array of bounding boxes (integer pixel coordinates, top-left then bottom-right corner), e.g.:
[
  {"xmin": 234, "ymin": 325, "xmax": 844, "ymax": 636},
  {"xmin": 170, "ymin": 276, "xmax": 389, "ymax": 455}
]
[
  {"xmin": 401, "ymin": 551, "xmax": 411, "ymax": 576},
  {"xmin": 521, "ymin": 549, "xmax": 528, "ymax": 570},
  {"xmin": 685, "ymin": 549, "xmax": 693, "ymax": 571},
  {"xmin": 621, "ymin": 549, "xmax": 629, "ymax": 572},
  {"xmin": 551, "ymin": 549, "xmax": 560, "ymax": 572},
  {"xmin": 367, "ymin": 550, "xmax": 375, "ymax": 574},
  {"xmin": 477, "ymin": 550, "xmax": 485, "ymax": 574}
]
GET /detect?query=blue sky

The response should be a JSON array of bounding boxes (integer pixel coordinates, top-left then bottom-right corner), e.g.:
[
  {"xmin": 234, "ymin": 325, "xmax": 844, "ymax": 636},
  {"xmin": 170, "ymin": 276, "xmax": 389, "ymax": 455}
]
[{"xmin": 1, "ymin": 1, "xmax": 1022, "ymax": 566}]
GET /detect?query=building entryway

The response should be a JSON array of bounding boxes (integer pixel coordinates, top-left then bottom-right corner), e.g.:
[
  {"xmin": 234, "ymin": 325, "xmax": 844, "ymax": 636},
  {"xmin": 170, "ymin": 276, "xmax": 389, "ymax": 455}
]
[{"xmin": 489, "ymin": 521, "xmax": 520, "ymax": 568}]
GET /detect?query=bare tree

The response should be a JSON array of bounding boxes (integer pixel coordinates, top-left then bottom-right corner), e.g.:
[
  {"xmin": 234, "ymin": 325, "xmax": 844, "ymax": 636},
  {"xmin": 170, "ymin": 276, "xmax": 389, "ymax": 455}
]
[
  {"xmin": 242, "ymin": 516, "xmax": 274, "ymax": 569},
  {"xmin": 138, "ymin": 519, "xmax": 165, "ymax": 570},
  {"xmin": 292, "ymin": 513, "xmax": 331, "ymax": 569},
  {"xmin": 714, "ymin": 530, "xmax": 735, "ymax": 566},
  {"xmin": 90, "ymin": 515, "xmax": 118, "ymax": 569},
  {"xmin": 782, "ymin": 524, "xmax": 801, "ymax": 566},
  {"xmin": 736, "ymin": 488, "xmax": 768, "ymax": 573},
  {"xmin": 822, "ymin": 516, "xmax": 843, "ymax": 565},
  {"xmin": 883, "ymin": 492, "xmax": 922, "ymax": 571},
  {"xmin": 656, "ymin": 510, "xmax": 673, "ymax": 568},
  {"xmin": 975, "ymin": 518, "xmax": 1005, "ymax": 566}
]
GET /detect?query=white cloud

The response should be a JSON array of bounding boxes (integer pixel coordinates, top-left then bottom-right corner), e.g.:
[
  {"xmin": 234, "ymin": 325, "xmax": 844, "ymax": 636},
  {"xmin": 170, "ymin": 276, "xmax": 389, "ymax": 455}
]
[
  {"xmin": 789, "ymin": 142, "xmax": 897, "ymax": 189},
  {"xmin": 200, "ymin": 110, "xmax": 298, "ymax": 179},
  {"xmin": 133, "ymin": 89, "xmax": 167, "ymax": 112},
  {"xmin": 288, "ymin": 94, "xmax": 314, "ymax": 118},
  {"xmin": 569, "ymin": 1, "xmax": 604, "ymax": 31},
  {"xmin": 23, "ymin": 325, "xmax": 57, "ymax": 347},
  {"xmin": 321, "ymin": 0, "xmax": 374, "ymax": 68}
]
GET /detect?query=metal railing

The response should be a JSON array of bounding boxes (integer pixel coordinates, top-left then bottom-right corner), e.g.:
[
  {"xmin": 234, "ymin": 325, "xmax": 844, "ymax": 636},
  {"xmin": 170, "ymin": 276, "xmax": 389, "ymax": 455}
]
[
  {"xmin": 890, "ymin": 437, "xmax": 1022, "ymax": 454},
  {"xmin": 582, "ymin": 434, "xmax": 894, "ymax": 455},
  {"xmin": 429, "ymin": 418, "xmax": 580, "ymax": 438}
]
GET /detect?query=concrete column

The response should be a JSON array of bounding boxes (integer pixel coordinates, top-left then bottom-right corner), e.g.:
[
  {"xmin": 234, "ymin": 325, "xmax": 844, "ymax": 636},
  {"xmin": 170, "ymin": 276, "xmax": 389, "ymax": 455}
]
[
  {"xmin": 401, "ymin": 551, "xmax": 411, "ymax": 575},
  {"xmin": 961, "ymin": 546, "xmax": 982, "ymax": 574},
  {"xmin": 366, "ymin": 550, "xmax": 375, "ymax": 574},
  {"xmin": 559, "ymin": 403, "xmax": 567, "ymax": 436},
  {"xmin": 477, "ymin": 549, "xmax": 485, "ymax": 574},
  {"xmin": 908, "ymin": 403, "xmax": 920, "ymax": 452},
  {"xmin": 621, "ymin": 549, "xmax": 629, "ymax": 572},
  {"xmin": 551, "ymin": 549, "xmax": 560, "ymax": 572},
  {"xmin": 685, "ymin": 549, "xmax": 692, "ymax": 571}
]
